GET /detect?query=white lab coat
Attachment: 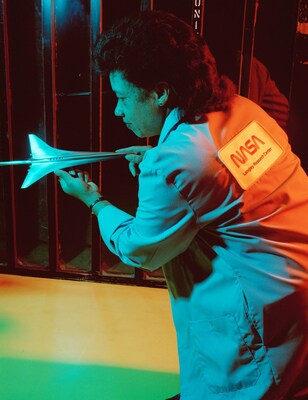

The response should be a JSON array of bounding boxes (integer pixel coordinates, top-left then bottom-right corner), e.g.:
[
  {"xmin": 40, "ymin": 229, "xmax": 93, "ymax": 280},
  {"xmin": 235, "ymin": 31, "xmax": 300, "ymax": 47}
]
[{"xmin": 98, "ymin": 96, "xmax": 308, "ymax": 399}]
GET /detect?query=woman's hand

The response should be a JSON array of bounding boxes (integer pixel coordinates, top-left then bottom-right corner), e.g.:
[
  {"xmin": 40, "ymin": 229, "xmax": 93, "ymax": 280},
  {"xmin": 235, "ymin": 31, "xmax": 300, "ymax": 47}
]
[
  {"xmin": 116, "ymin": 145, "xmax": 152, "ymax": 176},
  {"xmin": 54, "ymin": 169, "xmax": 101, "ymax": 208}
]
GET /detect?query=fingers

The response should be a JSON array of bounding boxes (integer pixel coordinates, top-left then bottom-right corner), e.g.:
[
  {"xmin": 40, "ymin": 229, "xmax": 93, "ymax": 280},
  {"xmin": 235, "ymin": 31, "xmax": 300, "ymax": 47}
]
[
  {"xmin": 68, "ymin": 169, "xmax": 91, "ymax": 183},
  {"xmin": 115, "ymin": 147, "xmax": 131, "ymax": 154},
  {"xmin": 115, "ymin": 145, "xmax": 152, "ymax": 154},
  {"xmin": 125, "ymin": 153, "xmax": 143, "ymax": 163},
  {"xmin": 54, "ymin": 170, "xmax": 75, "ymax": 189},
  {"xmin": 128, "ymin": 161, "xmax": 139, "ymax": 177},
  {"xmin": 87, "ymin": 181, "xmax": 99, "ymax": 191},
  {"xmin": 116, "ymin": 146, "xmax": 153, "ymax": 178},
  {"xmin": 54, "ymin": 169, "xmax": 94, "ymax": 194},
  {"xmin": 125, "ymin": 155, "xmax": 142, "ymax": 177},
  {"xmin": 116, "ymin": 146, "xmax": 152, "ymax": 177},
  {"xmin": 54, "ymin": 169, "xmax": 99, "ymax": 201},
  {"xmin": 54, "ymin": 169, "xmax": 69, "ymax": 179},
  {"xmin": 115, "ymin": 146, "xmax": 140, "ymax": 153},
  {"xmin": 54, "ymin": 169, "xmax": 91, "ymax": 182}
]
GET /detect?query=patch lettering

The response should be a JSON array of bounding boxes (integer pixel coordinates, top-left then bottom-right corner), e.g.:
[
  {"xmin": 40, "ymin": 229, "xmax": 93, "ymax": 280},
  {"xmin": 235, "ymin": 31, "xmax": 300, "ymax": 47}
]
[{"xmin": 218, "ymin": 121, "xmax": 284, "ymax": 189}]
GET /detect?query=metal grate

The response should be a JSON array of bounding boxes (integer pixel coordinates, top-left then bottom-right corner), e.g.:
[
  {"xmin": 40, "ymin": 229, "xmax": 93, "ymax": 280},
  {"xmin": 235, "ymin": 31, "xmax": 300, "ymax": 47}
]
[
  {"xmin": 0, "ymin": 0, "xmax": 305, "ymax": 286},
  {"xmin": 0, "ymin": 0, "xmax": 166, "ymax": 287}
]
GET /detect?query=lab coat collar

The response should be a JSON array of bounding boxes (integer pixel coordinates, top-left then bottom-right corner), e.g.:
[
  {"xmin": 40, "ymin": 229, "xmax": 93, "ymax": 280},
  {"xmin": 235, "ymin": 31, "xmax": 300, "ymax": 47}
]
[{"xmin": 158, "ymin": 108, "xmax": 184, "ymax": 145}]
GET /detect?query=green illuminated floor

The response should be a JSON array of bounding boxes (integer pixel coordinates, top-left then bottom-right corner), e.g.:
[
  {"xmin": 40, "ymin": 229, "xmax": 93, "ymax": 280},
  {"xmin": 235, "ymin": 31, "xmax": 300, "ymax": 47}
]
[
  {"xmin": 0, "ymin": 274, "xmax": 180, "ymax": 400},
  {"xmin": 0, "ymin": 358, "xmax": 179, "ymax": 400}
]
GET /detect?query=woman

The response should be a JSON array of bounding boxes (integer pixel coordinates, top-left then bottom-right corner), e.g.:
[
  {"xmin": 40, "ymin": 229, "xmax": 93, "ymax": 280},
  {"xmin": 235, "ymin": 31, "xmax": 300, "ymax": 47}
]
[{"xmin": 55, "ymin": 11, "xmax": 308, "ymax": 400}]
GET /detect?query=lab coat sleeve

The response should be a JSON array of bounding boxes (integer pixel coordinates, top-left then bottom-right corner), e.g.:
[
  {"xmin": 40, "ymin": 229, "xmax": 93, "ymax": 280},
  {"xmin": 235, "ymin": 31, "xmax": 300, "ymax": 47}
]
[{"xmin": 97, "ymin": 167, "xmax": 198, "ymax": 271}]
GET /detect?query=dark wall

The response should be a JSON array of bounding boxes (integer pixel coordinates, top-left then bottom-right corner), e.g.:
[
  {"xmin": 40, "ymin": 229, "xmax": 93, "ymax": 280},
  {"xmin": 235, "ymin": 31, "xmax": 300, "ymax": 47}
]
[{"xmin": 0, "ymin": 0, "xmax": 306, "ymax": 278}]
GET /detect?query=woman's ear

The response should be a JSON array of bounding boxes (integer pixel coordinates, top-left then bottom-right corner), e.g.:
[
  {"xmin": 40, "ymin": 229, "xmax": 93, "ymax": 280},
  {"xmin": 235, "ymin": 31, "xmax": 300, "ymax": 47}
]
[{"xmin": 155, "ymin": 82, "xmax": 170, "ymax": 107}]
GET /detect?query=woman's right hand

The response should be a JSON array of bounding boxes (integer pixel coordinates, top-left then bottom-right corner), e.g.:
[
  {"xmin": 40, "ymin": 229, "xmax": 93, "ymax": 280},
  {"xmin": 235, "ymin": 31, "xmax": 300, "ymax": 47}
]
[{"xmin": 116, "ymin": 145, "xmax": 152, "ymax": 176}]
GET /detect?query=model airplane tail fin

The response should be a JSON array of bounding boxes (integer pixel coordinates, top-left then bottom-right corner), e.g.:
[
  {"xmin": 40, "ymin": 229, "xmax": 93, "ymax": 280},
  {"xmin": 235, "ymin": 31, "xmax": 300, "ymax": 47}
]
[
  {"xmin": 28, "ymin": 134, "xmax": 60, "ymax": 159},
  {"xmin": 21, "ymin": 134, "xmax": 64, "ymax": 188}
]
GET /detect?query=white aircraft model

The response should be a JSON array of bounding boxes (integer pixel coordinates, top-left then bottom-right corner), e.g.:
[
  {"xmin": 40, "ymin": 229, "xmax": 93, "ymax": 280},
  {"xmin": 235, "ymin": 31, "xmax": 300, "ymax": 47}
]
[{"xmin": 0, "ymin": 134, "xmax": 128, "ymax": 188}]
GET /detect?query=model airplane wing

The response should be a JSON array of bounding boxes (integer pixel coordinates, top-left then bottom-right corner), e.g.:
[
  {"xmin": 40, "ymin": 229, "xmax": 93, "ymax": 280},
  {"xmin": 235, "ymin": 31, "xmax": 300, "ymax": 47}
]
[{"xmin": 0, "ymin": 134, "xmax": 128, "ymax": 188}]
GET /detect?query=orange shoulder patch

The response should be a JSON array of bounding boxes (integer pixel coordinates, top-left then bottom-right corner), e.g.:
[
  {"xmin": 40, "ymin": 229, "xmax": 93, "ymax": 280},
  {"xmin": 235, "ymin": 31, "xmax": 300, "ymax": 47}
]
[{"xmin": 218, "ymin": 121, "xmax": 284, "ymax": 189}]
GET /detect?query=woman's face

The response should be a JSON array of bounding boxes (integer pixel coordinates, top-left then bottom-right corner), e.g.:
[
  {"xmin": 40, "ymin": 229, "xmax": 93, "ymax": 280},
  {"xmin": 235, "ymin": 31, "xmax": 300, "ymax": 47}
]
[{"xmin": 110, "ymin": 70, "xmax": 170, "ymax": 138}]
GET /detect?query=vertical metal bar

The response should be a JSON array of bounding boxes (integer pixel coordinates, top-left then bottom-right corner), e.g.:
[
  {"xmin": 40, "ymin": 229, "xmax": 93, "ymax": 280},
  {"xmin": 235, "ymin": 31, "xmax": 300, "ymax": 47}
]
[
  {"xmin": 287, "ymin": 0, "xmax": 308, "ymax": 171},
  {"xmin": 139, "ymin": 0, "xmax": 155, "ymax": 282},
  {"xmin": 141, "ymin": 0, "xmax": 154, "ymax": 148},
  {"xmin": 0, "ymin": 0, "xmax": 11, "ymax": 269},
  {"xmin": 90, "ymin": 0, "xmax": 103, "ymax": 157},
  {"xmin": 135, "ymin": 0, "xmax": 147, "ymax": 282},
  {"xmin": 51, "ymin": 0, "xmax": 61, "ymax": 273},
  {"xmin": 2, "ymin": 0, "xmax": 17, "ymax": 270},
  {"xmin": 140, "ymin": 0, "xmax": 152, "ymax": 146},
  {"xmin": 191, "ymin": 0, "xmax": 205, "ymax": 36},
  {"xmin": 90, "ymin": 0, "xmax": 103, "ymax": 276},
  {"xmin": 42, "ymin": 0, "xmax": 58, "ymax": 273},
  {"xmin": 238, "ymin": 0, "xmax": 259, "ymax": 97},
  {"xmin": 140, "ymin": 0, "xmax": 154, "ymax": 11},
  {"xmin": 51, "ymin": 0, "xmax": 58, "ymax": 147}
]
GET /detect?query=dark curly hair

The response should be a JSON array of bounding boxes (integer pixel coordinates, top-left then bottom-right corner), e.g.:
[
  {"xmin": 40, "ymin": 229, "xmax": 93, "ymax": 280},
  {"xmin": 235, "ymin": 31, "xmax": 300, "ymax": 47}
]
[{"xmin": 94, "ymin": 10, "xmax": 235, "ymax": 122}]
